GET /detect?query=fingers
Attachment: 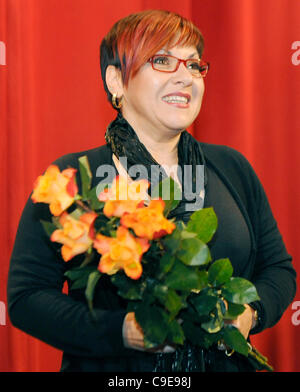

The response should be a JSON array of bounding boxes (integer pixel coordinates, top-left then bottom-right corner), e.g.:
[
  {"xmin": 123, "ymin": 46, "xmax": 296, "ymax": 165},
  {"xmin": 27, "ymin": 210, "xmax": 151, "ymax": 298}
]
[
  {"xmin": 224, "ymin": 318, "xmax": 239, "ymax": 327},
  {"xmin": 123, "ymin": 312, "xmax": 145, "ymax": 350},
  {"xmin": 146, "ymin": 343, "xmax": 176, "ymax": 353},
  {"xmin": 123, "ymin": 312, "xmax": 177, "ymax": 353},
  {"xmin": 162, "ymin": 345, "xmax": 176, "ymax": 353},
  {"xmin": 224, "ymin": 307, "xmax": 252, "ymax": 339}
]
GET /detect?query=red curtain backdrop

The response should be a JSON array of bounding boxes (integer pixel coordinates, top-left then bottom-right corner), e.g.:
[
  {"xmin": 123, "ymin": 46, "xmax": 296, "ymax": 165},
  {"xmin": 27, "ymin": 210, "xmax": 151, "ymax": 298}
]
[{"xmin": 1, "ymin": 0, "xmax": 299, "ymax": 372}]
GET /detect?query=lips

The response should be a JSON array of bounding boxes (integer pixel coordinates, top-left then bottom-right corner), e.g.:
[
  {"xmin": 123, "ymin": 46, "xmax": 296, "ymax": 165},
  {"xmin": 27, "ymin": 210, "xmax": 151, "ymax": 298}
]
[{"xmin": 162, "ymin": 92, "xmax": 191, "ymax": 105}]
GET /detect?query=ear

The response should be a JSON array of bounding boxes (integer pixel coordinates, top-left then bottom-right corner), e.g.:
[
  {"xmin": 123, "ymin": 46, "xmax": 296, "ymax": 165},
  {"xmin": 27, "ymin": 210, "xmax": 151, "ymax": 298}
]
[{"xmin": 105, "ymin": 65, "xmax": 124, "ymax": 97}]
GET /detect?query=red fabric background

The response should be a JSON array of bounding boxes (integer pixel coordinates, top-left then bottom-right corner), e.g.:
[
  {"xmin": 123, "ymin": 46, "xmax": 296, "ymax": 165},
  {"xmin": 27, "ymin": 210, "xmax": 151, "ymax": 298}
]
[{"xmin": 1, "ymin": 0, "xmax": 299, "ymax": 372}]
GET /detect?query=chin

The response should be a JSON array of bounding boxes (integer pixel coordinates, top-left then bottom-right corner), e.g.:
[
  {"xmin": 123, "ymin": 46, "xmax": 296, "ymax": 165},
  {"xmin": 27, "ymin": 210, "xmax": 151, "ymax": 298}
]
[
  {"xmin": 170, "ymin": 111, "xmax": 197, "ymax": 128},
  {"xmin": 165, "ymin": 118, "xmax": 195, "ymax": 132}
]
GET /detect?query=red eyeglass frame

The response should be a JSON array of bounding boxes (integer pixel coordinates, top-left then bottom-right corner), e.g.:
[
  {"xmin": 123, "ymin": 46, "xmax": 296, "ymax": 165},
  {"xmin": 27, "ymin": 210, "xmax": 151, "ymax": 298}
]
[{"xmin": 148, "ymin": 54, "xmax": 210, "ymax": 77}]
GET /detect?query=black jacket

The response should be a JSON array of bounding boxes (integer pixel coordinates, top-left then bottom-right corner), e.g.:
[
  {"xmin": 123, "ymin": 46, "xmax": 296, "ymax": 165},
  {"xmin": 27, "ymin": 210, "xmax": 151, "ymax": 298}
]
[{"xmin": 7, "ymin": 143, "xmax": 296, "ymax": 371}]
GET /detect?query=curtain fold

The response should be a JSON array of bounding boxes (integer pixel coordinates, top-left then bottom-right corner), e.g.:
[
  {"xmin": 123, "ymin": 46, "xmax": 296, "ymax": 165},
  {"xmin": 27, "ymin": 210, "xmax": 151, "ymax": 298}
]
[{"xmin": 1, "ymin": 0, "xmax": 299, "ymax": 371}]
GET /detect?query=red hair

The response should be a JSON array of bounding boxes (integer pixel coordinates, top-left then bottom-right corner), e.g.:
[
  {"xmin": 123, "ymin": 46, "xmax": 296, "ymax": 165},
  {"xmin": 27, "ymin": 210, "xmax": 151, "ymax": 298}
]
[{"xmin": 101, "ymin": 10, "xmax": 204, "ymax": 89}]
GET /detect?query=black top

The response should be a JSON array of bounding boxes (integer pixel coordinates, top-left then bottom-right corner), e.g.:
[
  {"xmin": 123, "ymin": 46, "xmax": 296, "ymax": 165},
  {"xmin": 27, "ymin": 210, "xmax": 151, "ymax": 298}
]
[{"xmin": 7, "ymin": 143, "xmax": 296, "ymax": 372}]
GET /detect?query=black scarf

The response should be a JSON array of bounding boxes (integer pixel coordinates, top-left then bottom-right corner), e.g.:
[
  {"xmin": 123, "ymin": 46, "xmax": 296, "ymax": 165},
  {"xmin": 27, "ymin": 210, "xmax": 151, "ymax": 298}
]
[{"xmin": 105, "ymin": 113, "xmax": 207, "ymax": 223}]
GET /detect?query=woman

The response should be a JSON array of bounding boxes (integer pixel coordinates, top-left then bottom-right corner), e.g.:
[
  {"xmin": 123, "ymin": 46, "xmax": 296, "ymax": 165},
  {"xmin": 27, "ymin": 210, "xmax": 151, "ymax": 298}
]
[{"xmin": 8, "ymin": 10, "xmax": 296, "ymax": 372}]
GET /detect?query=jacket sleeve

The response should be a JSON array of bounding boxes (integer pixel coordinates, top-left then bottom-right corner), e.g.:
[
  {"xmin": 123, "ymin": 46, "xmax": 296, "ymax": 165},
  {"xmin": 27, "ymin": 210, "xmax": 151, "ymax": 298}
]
[
  {"xmin": 7, "ymin": 156, "xmax": 134, "ymax": 359},
  {"xmin": 249, "ymin": 173, "xmax": 297, "ymax": 334},
  {"xmin": 232, "ymin": 148, "xmax": 297, "ymax": 334},
  {"xmin": 202, "ymin": 143, "xmax": 297, "ymax": 334}
]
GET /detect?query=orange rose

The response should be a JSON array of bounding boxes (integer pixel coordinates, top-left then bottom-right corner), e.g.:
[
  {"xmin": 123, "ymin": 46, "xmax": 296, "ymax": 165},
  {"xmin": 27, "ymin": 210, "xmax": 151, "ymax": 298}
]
[
  {"xmin": 51, "ymin": 211, "xmax": 97, "ymax": 261},
  {"xmin": 120, "ymin": 199, "xmax": 176, "ymax": 240},
  {"xmin": 98, "ymin": 176, "xmax": 149, "ymax": 218},
  {"xmin": 94, "ymin": 226, "xmax": 150, "ymax": 280},
  {"xmin": 31, "ymin": 165, "xmax": 78, "ymax": 216}
]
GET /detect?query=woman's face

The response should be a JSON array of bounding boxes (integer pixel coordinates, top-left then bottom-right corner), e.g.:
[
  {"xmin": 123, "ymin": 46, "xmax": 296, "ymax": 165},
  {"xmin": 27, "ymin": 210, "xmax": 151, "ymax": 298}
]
[{"xmin": 120, "ymin": 45, "xmax": 205, "ymax": 138}]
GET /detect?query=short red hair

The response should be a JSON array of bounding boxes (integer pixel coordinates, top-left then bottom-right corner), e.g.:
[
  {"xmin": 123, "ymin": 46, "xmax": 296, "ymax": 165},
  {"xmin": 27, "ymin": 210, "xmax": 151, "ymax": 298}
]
[{"xmin": 100, "ymin": 10, "xmax": 204, "ymax": 104}]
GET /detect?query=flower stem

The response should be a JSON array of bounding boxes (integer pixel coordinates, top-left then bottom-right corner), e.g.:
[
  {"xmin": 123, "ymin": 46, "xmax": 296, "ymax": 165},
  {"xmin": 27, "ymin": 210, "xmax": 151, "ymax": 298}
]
[
  {"xmin": 75, "ymin": 199, "xmax": 92, "ymax": 213},
  {"xmin": 247, "ymin": 344, "xmax": 274, "ymax": 371}
]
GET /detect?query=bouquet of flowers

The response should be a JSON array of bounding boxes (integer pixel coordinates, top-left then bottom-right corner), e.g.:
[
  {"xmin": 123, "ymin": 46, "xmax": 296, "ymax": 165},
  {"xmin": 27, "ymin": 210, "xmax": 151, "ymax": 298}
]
[{"xmin": 31, "ymin": 155, "xmax": 273, "ymax": 371}]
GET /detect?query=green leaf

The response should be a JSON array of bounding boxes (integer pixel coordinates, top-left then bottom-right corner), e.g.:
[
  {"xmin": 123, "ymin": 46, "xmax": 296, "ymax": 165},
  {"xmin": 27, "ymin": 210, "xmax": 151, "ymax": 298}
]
[
  {"xmin": 126, "ymin": 301, "xmax": 139, "ymax": 313},
  {"xmin": 182, "ymin": 320, "xmax": 220, "ymax": 349},
  {"xmin": 151, "ymin": 177, "xmax": 181, "ymax": 216},
  {"xmin": 87, "ymin": 186, "xmax": 105, "ymax": 210},
  {"xmin": 180, "ymin": 229, "xmax": 197, "ymax": 240},
  {"xmin": 111, "ymin": 273, "xmax": 144, "ymax": 300},
  {"xmin": 64, "ymin": 265, "xmax": 97, "ymax": 290},
  {"xmin": 218, "ymin": 298, "xmax": 228, "ymax": 315},
  {"xmin": 162, "ymin": 226, "xmax": 182, "ymax": 255},
  {"xmin": 164, "ymin": 259, "xmax": 200, "ymax": 291},
  {"xmin": 222, "ymin": 277, "xmax": 260, "ymax": 304},
  {"xmin": 222, "ymin": 325, "xmax": 249, "ymax": 356},
  {"xmin": 158, "ymin": 254, "xmax": 176, "ymax": 277},
  {"xmin": 186, "ymin": 207, "xmax": 218, "ymax": 243},
  {"xmin": 135, "ymin": 304, "xmax": 169, "ymax": 347},
  {"xmin": 200, "ymin": 299, "xmax": 225, "ymax": 334},
  {"xmin": 224, "ymin": 302, "xmax": 246, "ymax": 320},
  {"xmin": 165, "ymin": 289, "xmax": 186, "ymax": 317},
  {"xmin": 69, "ymin": 271, "xmax": 95, "ymax": 290},
  {"xmin": 191, "ymin": 294, "xmax": 218, "ymax": 316},
  {"xmin": 167, "ymin": 319, "xmax": 185, "ymax": 345},
  {"xmin": 201, "ymin": 317, "xmax": 223, "ymax": 334},
  {"xmin": 79, "ymin": 155, "xmax": 92, "ymax": 199},
  {"xmin": 79, "ymin": 250, "xmax": 95, "ymax": 267},
  {"xmin": 196, "ymin": 270, "xmax": 209, "ymax": 291},
  {"xmin": 152, "ymin": 283, "xmax": 168, "ymax": 303},
  {"xmin": 176, "ymin": 221, "xmax": 186, "ymax": 231},
  {"xmin": 177, "ymin": 238, "xmax": 211, "ymax": 266},
  {"xmin": 52, "ymin": 216, "xmax": 62, "ymax": 228},
  {"xmin": 85, "ymin": 270, "xmax": 101, "ymax": 313},
  {"xmin": 208, "ymin": 258, "xmax": 233, "ymax": 286},
  {"xmin": 69, "ymin": 208, "xmax": 84, "ymax": 220},
  {"xmin": 40, "ymin": 220, "xmax": 58, "ymax": 237}
]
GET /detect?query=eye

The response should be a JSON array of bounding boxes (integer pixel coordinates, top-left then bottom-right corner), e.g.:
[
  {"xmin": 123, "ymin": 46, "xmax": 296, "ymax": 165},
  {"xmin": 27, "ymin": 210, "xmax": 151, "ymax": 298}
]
[
  {"xmin": 153, "ymin": 56, "xmax": 170, "ymax": 65},
  {"xmin": 187, "ymin": 60, "xmax": 201, "ymax": 70}
]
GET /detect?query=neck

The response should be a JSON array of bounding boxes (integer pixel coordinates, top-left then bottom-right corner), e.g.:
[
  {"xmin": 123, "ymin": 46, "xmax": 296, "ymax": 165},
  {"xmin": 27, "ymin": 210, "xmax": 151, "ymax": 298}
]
[
  {"xmin": 138, "ymin": 132, "xmax": 180, "ymax": 166},
  {"xmin": 121, "ymin": 113, "xmax": 181, "ymax": 167},
  {"xmin": 133, "ymin": 129, "xmax": 182, "ymax": 185}
]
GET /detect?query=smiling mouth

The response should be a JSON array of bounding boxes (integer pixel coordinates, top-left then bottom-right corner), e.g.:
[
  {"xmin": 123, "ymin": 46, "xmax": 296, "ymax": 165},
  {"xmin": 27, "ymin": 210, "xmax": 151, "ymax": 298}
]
[
  {"xmin": 162, "ymin": 94, "xmax": 191, "ymax": 108},
  {"xmin": 162, "ymin": 95, "xmax": 190, "ymax": 104}
]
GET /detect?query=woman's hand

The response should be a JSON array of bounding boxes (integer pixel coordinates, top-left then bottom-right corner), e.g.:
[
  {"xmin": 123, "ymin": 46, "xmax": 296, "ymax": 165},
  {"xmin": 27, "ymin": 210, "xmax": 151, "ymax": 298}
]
[
  {"xmin": 224, "ymin": 304, "xmax": 256, "ymax": 339},
  {"xmin": 123, "ymin": 305, "xmax": 255, "ymax": 354},
  {"xmin": 122, "ymin": 312, "xmax": 176, "ymax": 353}
]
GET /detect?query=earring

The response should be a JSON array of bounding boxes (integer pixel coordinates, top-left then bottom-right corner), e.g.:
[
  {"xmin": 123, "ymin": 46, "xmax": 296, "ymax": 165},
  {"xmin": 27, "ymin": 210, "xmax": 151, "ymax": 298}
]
[{"xmin": 112, "ymin": 93, "xmax": 122, "ymax": 109}]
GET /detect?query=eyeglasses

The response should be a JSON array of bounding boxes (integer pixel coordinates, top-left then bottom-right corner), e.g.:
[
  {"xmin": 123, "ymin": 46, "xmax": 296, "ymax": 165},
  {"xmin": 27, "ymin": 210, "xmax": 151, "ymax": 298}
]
[{"xmin": 148, "ymin": 54, "xmax": 210, "ymax": 78}]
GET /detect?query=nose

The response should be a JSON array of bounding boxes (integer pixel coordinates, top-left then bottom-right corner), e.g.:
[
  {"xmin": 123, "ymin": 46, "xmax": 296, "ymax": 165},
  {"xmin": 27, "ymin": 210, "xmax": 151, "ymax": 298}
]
[{"xmin": 172, "ymin": 61, "xmax": 193, "ymax": 85}]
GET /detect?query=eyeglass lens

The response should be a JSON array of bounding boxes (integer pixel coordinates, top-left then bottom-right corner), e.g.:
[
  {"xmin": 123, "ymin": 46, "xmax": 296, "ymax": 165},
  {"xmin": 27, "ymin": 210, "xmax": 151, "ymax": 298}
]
[{"xmin": 152, "ymin": 55, "xmax": 208, "ymax": 77}]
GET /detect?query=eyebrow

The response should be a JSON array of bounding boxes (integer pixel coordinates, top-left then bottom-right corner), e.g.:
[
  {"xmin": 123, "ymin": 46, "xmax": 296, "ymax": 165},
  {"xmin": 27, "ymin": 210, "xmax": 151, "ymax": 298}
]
[{"xmin": 159, "ymin": 49, "xmax": 199, "ymax": 59}]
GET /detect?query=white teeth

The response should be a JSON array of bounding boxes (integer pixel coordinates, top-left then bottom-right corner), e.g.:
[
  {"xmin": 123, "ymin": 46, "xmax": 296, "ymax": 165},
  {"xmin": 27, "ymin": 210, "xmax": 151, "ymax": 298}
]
[{"xmin": 162, "ymin": 96, "xmax": 188, "ymax": 104}]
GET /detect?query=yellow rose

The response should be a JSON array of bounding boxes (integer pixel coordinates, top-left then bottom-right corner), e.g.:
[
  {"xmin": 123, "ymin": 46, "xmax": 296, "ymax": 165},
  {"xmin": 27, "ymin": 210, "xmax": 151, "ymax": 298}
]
[
  {"xmin": 98, "ymin": 176, "xmax": 149, "ymax": 218},
  {"xmin": 121, "ymin": 199, "xmax": 176, "ymax": 240},
  {"xmin": 51, "ymin": 211, "xmax": 97, "ymax": 261},
  {"xmin": 31, "ymin": 165, "xmax": 78, "ymax": 216},
  {"xmin": 94, "ymin": 226, "xmax": 150, "ymax": 280}
]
